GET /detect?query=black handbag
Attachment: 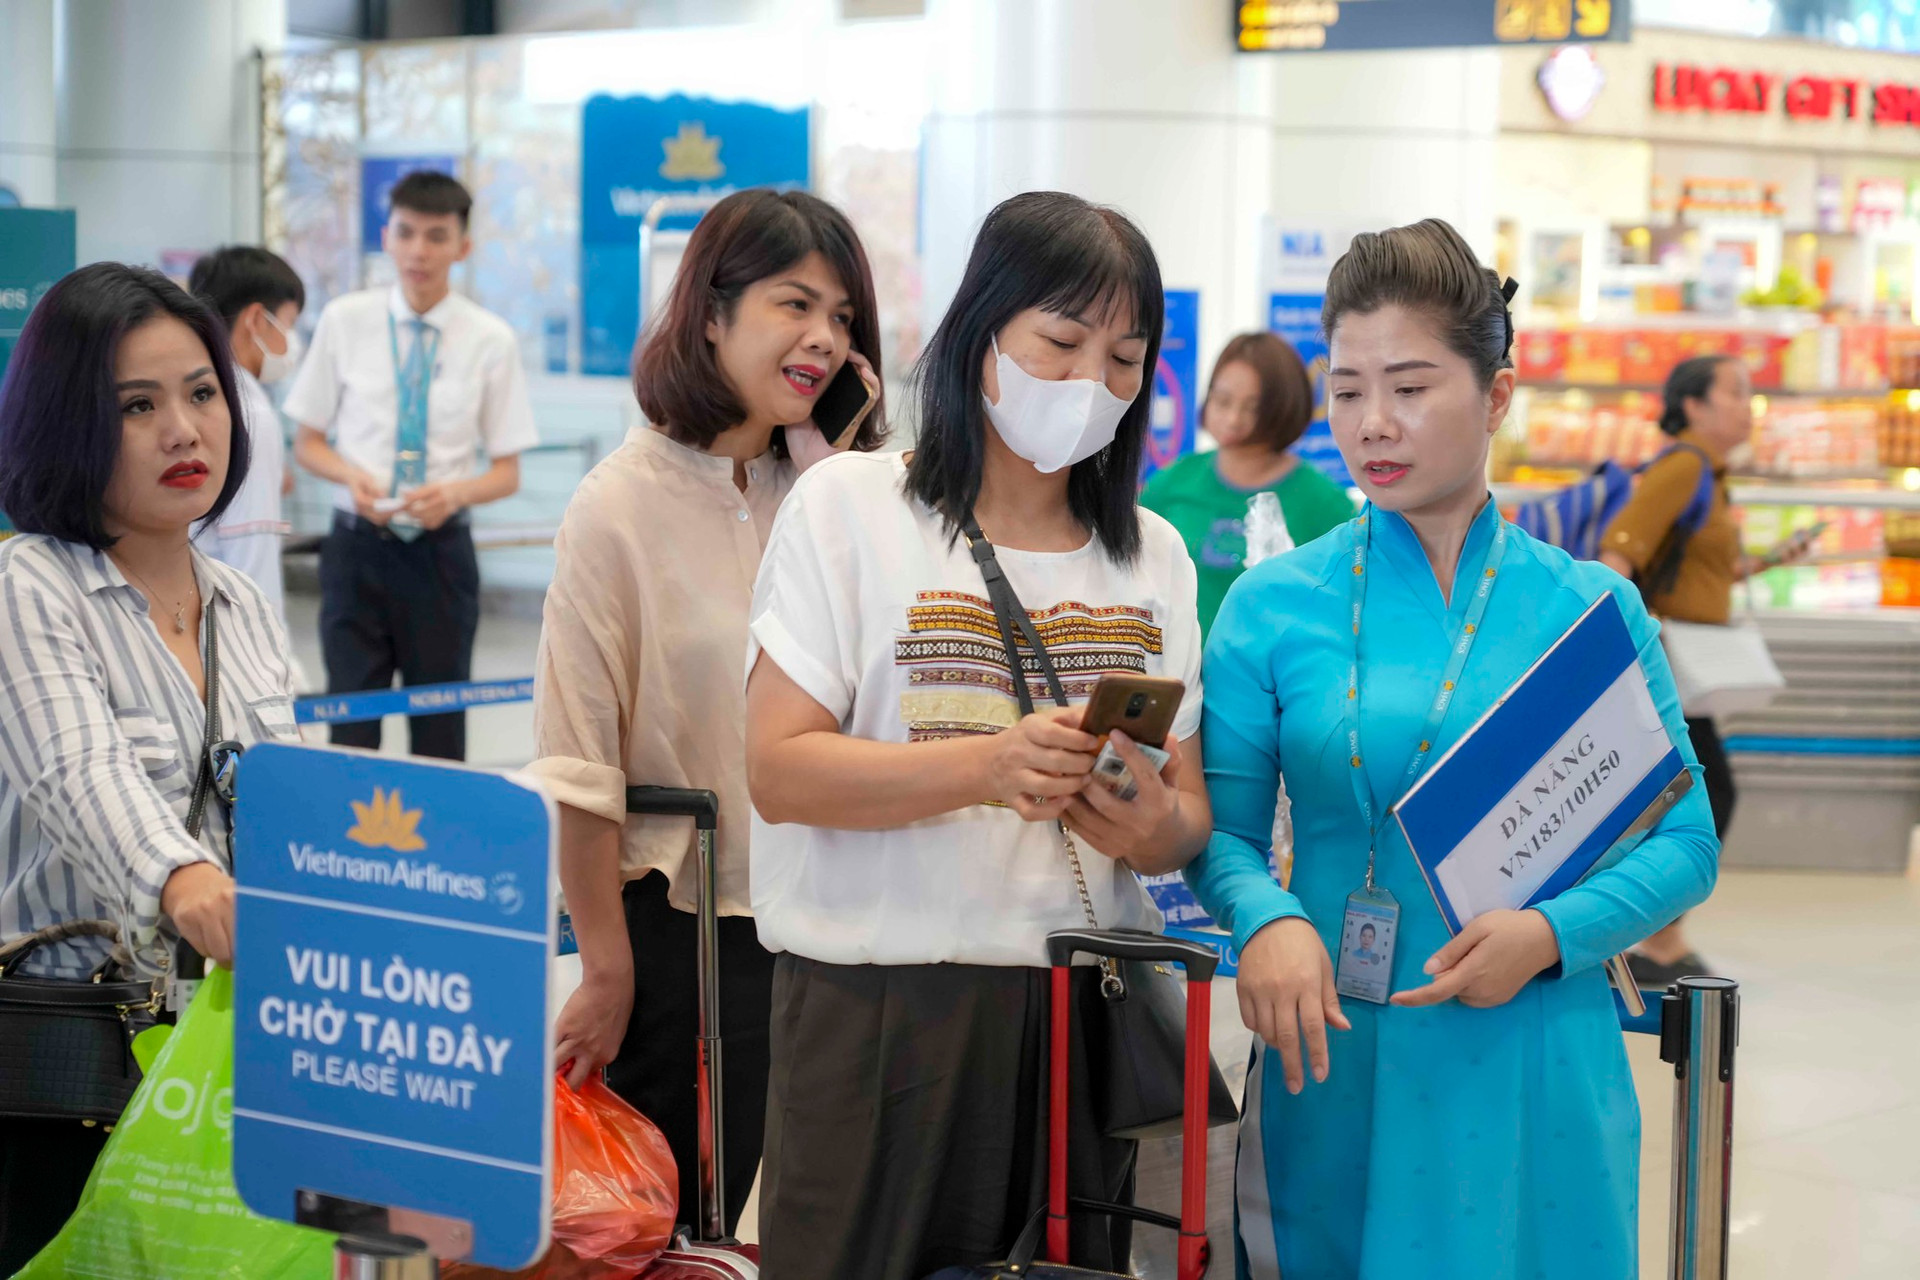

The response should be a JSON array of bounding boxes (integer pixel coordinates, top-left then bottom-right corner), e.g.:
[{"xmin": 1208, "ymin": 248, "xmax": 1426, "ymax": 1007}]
[
  {"xmin": 0, "ymin": 920, "xmax": 159, "ymax": 1123},
  {"xmin": 963, "ymin": 517, "xmax": 1236, "ymax": 1141},
  {"xmin": 0, "ymin": 595, "xmax": 235, "ymax": 1122}
]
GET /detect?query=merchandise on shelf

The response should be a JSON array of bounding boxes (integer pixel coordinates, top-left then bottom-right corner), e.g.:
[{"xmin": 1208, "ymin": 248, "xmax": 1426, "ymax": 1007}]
[
  {"xmin": 1514, "ymin": 323, "xmax": 1920, "ymax": 393},
  {"xmin": 1878, "ymin": 394, "xmax": 1920, "ymax": 469}
]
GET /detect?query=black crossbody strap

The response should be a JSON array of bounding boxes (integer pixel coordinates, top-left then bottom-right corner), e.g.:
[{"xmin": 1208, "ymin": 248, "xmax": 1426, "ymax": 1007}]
[
  {"xmin": 184, "ymin": 596, "xmax": 222, "ymax": 841},
  {"xmin": 962, "ymin": 516, "xmax": 1068, "ymax": 714}
]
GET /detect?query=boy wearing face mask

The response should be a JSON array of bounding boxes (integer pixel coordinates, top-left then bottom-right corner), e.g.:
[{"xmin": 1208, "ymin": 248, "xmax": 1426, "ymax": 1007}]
[{"xmin": 188, "ymin": 245, "xmax": 306, "ymax": 620}]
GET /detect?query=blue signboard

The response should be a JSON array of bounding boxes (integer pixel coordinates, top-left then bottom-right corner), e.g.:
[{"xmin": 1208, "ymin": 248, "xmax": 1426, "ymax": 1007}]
[
  {"xmin": 580, "ymin": 94, "xmax": 811, "ymax": 377},
  {"xmin": 232, "ymin": 744, "xmax": 556, "ymax": 1270},
  {"xmin": 1237, "ymin": 0, "xmax": 1630, "ymax": 52},
  {"xmin": 1144, "ymin": 289, "xmax": 1200, "ymax": 481},
  {"xmin": 0, "ymin": 208, "xmax": 75, "ymax": 390},
  {"xmin": 1269, "ymin": 291, "xmax": 1350, "ymax": 487},
  {"xmin": 360, "ymin": 156, "xmax": 462, "ymax": 253}
]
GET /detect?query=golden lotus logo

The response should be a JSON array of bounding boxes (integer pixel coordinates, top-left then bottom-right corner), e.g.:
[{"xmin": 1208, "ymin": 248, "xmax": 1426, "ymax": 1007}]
[
  {"xmin": 347, "ymin": 787, "xmax": 426, "ymax": 853},
  {"xmin": 659, "ymin": 121, "xmax": 724, "ymax": 182}
]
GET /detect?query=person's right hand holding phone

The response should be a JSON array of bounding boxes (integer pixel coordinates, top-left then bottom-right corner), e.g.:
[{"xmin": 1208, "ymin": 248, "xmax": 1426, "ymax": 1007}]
[{"xmin": 979, "ymin": 706, "xmax": 1099, "ymax": 822}]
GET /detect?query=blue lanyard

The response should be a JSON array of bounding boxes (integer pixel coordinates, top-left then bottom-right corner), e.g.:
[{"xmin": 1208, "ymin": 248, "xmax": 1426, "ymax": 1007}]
[
  {"xmin": 387, "ymin": 314, "xmax": 439, "ymax": 495},
  {"xmin": 1343, "ymin": 509, "xmax": 1507, "ymax": 887}
]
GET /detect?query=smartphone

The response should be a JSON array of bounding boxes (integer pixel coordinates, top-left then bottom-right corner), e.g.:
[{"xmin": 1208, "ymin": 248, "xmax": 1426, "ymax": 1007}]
[
  {"xmin": 809, "ymin": 360, "xmax": 877, "ymax": 448},
  {"xmin": 1081, "ymin": 675, "xmax": 1185, "ymax": 801},
  {"xmin": 1081, "ymin": 674, "xmax": 1186, "ymax": 746}
]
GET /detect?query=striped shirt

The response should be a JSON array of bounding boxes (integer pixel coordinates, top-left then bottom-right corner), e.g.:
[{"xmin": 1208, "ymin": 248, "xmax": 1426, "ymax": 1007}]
[{"xmin": 0, "ymin": 535, "xmax": 300, "ymax": 979}]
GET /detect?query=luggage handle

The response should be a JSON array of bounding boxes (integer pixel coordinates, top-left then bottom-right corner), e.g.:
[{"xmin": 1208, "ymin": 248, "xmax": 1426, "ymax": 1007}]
[
  {"xmin": 1045, "ymin": 928, "xmax": 1212, "ymax": 1280},
  {"xmin": 1044, "ymin": 927, "xmax": 1220, "ymax": 984},
  {"xmin": 624, "ymin": 786, "xmax": 719, "ymax": 831},
  {"xmin": 625, "ymin": 785, "xmax": 730, "ymax": 1246}
]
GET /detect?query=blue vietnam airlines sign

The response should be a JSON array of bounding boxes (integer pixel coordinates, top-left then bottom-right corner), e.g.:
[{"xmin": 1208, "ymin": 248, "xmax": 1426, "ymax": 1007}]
[
  {"xmin": 579, "ymin": 94, "xmax": 812, "ymax": 376},
  {"xmin": 232, "ymin": 744, "xmax": 557, "ymax": 1270}
]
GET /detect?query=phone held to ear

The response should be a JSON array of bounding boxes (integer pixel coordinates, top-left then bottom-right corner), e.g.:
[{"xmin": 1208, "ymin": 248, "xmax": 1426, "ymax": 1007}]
[
  {"xmin": 1079, "ymin": 675, "xmax": 1185, "ymax": 802},
  {"xmin": 808, "ymin": 359, "xmax": 878, "ymax": 450}
]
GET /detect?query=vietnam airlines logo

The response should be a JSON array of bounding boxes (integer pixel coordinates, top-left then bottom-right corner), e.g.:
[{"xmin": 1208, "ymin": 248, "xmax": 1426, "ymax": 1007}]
[
  {"xmin": 347, "ymin": 787, "xmax": 427, "ymax": 853},
  {"xmin": 659, "ymin": 121, "xmax": 724, "ymax": 182}
]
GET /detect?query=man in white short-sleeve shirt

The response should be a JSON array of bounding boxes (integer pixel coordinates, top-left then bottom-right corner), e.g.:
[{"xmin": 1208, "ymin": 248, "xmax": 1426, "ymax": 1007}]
[
  {"xmin": 188, "ymin": 245, "xmax": 306, "ymax": 621},
  {"xmin": 284, "ymin": 171, "xmax": 537, "ymax": 760}
]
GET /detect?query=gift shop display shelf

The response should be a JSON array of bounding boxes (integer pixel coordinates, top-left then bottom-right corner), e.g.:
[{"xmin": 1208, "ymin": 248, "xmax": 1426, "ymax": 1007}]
[{"xmin": 1495, "ymin": 342, "xmax": 1920, "ymax": 871}]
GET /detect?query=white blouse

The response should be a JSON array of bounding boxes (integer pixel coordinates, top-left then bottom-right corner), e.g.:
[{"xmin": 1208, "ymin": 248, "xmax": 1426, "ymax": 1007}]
[{"xmin": 746, "ymin": 451, "xmax": 1204, "ymax": 968}]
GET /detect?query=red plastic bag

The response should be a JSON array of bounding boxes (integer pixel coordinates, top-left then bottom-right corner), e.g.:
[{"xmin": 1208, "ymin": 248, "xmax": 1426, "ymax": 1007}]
[{"xmin": 445, "ymin": 1075, "xmax": 678, "ymax": 1279}]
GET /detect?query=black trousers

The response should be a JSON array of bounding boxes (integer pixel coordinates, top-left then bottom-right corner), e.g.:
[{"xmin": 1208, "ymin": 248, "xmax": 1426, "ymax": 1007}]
[
  {"xmin": 603, "ymin": 872, "xmax": 774, "ymax": 1238},
  {"xmin": 0, "ymin": 1117, "xmax": 111, "ymax": 1273},
  {"xmin": 319, "ymin": 512, "xmax": 480, "ymax": 761},
  {"xmin": 759, "ymin": 955, "xmax": 1135, "ymax": 1280},
  {"xmin": 1686, "ymin": 716, "xmax": 1738, "ymax": 839}
]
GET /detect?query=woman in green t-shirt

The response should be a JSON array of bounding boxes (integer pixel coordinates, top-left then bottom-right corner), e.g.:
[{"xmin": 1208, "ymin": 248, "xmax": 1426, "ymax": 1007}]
[{"xmin": 1141, "ymin": 331, "xmax": 1355, "ymax": 636}]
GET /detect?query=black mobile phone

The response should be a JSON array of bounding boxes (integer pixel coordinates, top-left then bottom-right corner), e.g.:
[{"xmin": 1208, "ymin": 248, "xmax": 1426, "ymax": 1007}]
[{"xmin": 809, "ymin": 360, "xmax": 874, "ymax": 447}]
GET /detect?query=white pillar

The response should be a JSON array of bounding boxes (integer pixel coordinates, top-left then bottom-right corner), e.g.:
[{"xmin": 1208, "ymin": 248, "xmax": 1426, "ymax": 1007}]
[
  {"xmin": 0, "ymin": 0, "xmax": 58, "ymax": 206},
  {"xmin": 1264, "ymin": 46, "xmax": 1504, "ymax": 258},
  {"xmin": 921, "ymin": 0, "xmax": 1279, "ymax": 373},
  {"xmin": 921, "ymin": 0, "xmax": 1505, "ymax": 351},
  {"xmin": 55, "ymin": 0, "xmax": 286, "ymax": 266}
]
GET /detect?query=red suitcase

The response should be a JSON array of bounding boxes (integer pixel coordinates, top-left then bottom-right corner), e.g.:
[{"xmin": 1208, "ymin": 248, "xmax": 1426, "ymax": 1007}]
[
  {"xmin": 930, "ymin": 927, "xmax": 1221, "ymax": 1280},
  {"xmin": 625, "ymin": 787, "xmax": 760, "ymax": 1279}
]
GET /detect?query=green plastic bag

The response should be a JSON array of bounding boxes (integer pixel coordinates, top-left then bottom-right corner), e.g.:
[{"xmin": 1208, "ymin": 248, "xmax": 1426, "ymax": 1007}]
[{"xmin": 14, "ymin": 966, "xmax": 336, "ymax": 1279}]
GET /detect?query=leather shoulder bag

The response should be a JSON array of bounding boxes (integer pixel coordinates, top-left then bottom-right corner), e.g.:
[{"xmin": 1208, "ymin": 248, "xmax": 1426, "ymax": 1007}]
[
  {"xmin": 0, "ymin": 593, "xmax": 237, "ymax": 1122},
  {"xmin": 963, "ymin": 516, "xmax": 1236, "ymax": 1141}
]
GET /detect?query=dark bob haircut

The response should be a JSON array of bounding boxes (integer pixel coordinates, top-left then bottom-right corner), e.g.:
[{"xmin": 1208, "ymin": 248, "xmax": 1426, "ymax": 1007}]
[
  {"xmin": 1323, "ymin": 218, "xmax": 1512, "ymax": 391},
  {"xmin": 188, "ymin": 245, "xmax": 307, "ymax": 329},
  {"xmin": 1206, "ymin": 331, "xmax": 1315, "ymax": 454},
  {"xmin": 389, "ymin": 170, "xmax": 473, "ymax": 230},
  {"xmin": 634, "ymin": 187, "xmax": 886, "ymax": 456},
  {"xmin": 906, "ymin": 191, "xmax": 1164, "ymax": 563},
  {"xmin": 1659, "ymin": 355, "xmax": 1736, "ymax": 437},
  {"xmin": 0, "ymin": 263, "xmax": 249, "ymax": 550}
]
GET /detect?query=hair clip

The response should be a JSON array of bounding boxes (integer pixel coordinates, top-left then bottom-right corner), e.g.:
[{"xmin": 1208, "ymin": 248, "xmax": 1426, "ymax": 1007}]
[{"xmin": 1500, "ymin": 277, "xmax": 1519, "ymax": 302}]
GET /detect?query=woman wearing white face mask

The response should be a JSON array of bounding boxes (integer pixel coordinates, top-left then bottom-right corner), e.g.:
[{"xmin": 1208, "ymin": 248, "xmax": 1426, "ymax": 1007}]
[
  {"xmin": 744, "ymin": 191, "xmax": 1213, "ymax": 1277},
  {"xmin": 188, "ymin": 246, "xmax": 306, "ymax": 620}
]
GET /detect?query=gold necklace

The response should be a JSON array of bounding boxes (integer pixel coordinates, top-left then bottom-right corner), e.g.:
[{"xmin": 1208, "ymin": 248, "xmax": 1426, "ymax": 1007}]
[{"xmin": 117, "ymin": 559, "xmax": 200, "ymax": 635}]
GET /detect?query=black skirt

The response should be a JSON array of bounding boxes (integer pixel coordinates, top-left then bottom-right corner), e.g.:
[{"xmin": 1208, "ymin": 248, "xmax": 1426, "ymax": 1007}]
[{"xmin": 758, "ymin": 954, "xmax": 1134, "ymax": 1280}]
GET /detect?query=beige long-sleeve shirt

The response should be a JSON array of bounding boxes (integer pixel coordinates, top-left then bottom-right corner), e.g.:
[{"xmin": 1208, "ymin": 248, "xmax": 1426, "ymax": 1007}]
[{"xmin": 528, "ymin": 426, "xmax": 793, "ymax": 916}]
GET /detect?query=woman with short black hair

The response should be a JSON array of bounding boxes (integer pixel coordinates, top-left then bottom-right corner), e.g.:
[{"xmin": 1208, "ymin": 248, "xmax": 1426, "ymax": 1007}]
[
  {"xmin": 744, "ymin": 190, "xmax": 1212, "ymax": 1277},
  {"xmin": 1143, "ymin": 331, "xmax": 1356, "ymax": 637},
  {"xmin": 529, "ymin": 187, "xmax": 884, "ymax": 1236},
  {"xmin": 0, "ymin": 262, "xmax": 300, "ymax": 1272}
]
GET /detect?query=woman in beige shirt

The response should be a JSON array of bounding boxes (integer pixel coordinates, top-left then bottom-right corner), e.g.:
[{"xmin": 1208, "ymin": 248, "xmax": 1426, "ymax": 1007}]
[{"xmin": 527, "ymin": 189, "xmax": 884, "ymax": 1232}]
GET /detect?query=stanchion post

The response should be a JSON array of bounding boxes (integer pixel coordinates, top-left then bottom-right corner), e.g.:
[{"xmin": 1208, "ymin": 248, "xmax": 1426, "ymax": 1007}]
[
  {"xmin": 1659, "ymin": 976, "xmax": 1739, "ymax": 1280},
  {"xmin": 334, "ymin": 1233, "xmax": 434, "ymax": 1279}
]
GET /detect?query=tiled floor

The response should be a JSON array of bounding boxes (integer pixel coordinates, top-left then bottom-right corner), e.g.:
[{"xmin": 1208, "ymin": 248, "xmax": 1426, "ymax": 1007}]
[{"xmin": 286, "ymin": 591, "xmax": 1920, "ymax": 1277}]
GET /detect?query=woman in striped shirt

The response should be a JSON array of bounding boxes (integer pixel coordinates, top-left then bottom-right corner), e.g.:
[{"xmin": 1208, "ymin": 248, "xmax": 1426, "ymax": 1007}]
[{"xmin": 0, "ymin": 263, "xmax": 303, "ymax": 1271}]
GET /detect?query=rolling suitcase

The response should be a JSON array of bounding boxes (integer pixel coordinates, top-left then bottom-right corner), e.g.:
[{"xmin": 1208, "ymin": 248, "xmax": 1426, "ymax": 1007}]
[
  {"xmin": 625, "ymin": 786, "xmax": 761, "ymax": 1279},
  {"xmin": 931, "ymin": 927, "xmax": 1221, "ymax": 1280}
]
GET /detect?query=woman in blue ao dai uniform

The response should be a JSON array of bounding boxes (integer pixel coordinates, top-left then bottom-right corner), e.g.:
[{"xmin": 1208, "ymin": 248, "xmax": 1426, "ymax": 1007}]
[{"xmin": 1186, "ymin": 219, "xmax": 1720, "ymax": 1280}]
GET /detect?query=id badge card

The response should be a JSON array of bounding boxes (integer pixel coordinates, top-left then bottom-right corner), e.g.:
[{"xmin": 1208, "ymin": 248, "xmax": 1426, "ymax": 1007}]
[{"xmin": 1335, "ymin": 886, "xmax": 1400, "ymax": 1005}]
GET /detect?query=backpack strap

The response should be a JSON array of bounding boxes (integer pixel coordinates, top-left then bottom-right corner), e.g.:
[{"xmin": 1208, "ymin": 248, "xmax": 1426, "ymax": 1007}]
[{"xmin": 1638, "ymin": 442, "xmax": 1720, "ymax": 602}]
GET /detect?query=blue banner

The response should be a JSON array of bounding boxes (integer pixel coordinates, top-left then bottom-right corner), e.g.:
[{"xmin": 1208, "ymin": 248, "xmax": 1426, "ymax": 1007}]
[
  {"xmin": 1238, "ymin": 0, "xmax": 1631, "ymax": 52},
  {"xmin": 231, "ymin": 745, "xmax": 556, "ymax": 1270},
  {"xmin": 579, "ymin": 94, "xmax": 811, "ymax": 377},
  {"xmin": 360, "ymin": 156, "xmax": 461, "ymax": 253},
  {"xmin": 296, "ymin": 677, "xmax": 535, "ymax": 726},
  {"xmin": 1269, "ymin": 290, "xmax": 1350, "ymax": 486},
  {"xmin": 0, "ymin": 208, "xmax": 75, "ymax": 391},
  {"xmin": 1144, "ymin": 289, "xmax": 1200, "ymax": 481}
]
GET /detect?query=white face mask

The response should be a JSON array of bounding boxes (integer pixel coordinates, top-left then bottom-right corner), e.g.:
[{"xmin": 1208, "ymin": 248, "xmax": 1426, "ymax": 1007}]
[
  {"xmin": 255, "ymin": 308, "xmax": 305, "ymax": 385},
  {"xmin": 981, "ymin": 337, "xmax": 1133, "ymax": 474}
]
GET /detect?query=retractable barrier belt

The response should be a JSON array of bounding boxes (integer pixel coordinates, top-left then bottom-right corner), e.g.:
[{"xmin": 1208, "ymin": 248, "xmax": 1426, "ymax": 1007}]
[{"xmin": 293, "ymin": 677, "xmax": 535, "ymax": 726}]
